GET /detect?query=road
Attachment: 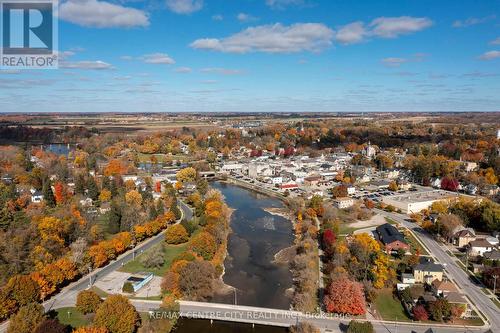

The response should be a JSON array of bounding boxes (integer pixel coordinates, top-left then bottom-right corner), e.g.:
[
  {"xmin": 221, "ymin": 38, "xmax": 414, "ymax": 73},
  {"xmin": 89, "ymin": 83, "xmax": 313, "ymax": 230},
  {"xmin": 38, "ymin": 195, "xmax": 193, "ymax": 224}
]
[
  {"xmin": 377, "ymin": 209, "xmax": 500, "ymax": 332},
  {"xmin": 0, "ymin": 201, "xmax": 194, "ymax": 333}
]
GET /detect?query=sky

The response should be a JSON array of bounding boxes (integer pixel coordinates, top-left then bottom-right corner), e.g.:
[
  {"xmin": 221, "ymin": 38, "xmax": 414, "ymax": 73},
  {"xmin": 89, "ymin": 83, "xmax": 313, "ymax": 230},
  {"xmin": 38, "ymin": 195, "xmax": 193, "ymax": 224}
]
[{"xmin": 0, "ymin": 0, "xmax": 499, "ymax": 113}]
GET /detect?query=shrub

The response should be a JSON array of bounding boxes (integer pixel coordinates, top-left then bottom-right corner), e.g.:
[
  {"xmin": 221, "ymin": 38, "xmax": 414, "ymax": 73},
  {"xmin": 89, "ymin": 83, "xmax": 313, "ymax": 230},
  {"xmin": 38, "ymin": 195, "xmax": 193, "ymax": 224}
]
[
  {"xmin": 139, "ymin": 244, "xmax": 165, "ymax": 269},
  {"xmin": 122, "ymin": 282, "xmax": 134, "ymax": 293},
  {"xmin": 347, "ymin": 320, "xmax": 373, "ymax": 333}
]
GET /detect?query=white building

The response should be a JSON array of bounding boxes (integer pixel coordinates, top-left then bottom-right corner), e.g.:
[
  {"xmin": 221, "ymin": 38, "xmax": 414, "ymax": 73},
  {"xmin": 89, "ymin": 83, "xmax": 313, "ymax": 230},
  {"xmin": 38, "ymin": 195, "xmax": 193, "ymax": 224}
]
[
  {"xmin": 334, "ymin": 197, "xmax": 355, "ymax": 209},
  {"xmin": 382, "ymin": 190, "xmax": 463, "ymax": 214},
  {"xmin": 468, "ymin": 239, "xmax": 494, "ymax": 256}
]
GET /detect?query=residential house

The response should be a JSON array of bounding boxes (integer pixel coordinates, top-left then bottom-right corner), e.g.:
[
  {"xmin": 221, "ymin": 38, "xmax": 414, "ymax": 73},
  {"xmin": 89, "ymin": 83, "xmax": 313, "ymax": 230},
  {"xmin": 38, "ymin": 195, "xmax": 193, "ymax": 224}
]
[
  {"xmin": 31, "ymin": 190, "xmax": 44, "ymax": 203},
  {"xmin": 431, "ymin": 279, "xmax": 458, "ymax": 297},
  {"xmin": 481, "ymin": 184, "xmax": 499, "ymax": 196},
  {"xmin": 413, "ymin": 257, "xmax": 444, "ymax": 284},
  {"xmin": 304, "ymin": 176, "xmax": 322, "ymax": 187},
  {"xmin": 468, "ymin": 239, "xmax": 494, "ymax": 256},
  {"xmin": 483, "ymin": 250, "xmax": 500, "ymax": 262},
  {"xmin": 452, "ymin": 229, "xmax": 476, "ymax": 248},
  {"xmin": 376, "ymin": 223, "xmax": 411, "ymax": 254}
]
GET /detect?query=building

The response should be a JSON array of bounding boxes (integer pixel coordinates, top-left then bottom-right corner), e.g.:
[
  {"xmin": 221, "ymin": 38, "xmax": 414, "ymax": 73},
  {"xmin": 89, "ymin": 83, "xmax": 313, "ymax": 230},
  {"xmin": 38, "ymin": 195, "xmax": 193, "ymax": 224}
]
[
  {"xmin": 413, "ymin": 257, "xmax": 444, "ymax": 284},
  {"xmin": 382, "ymin": 190, "xmax": 463, "ymax": 214},
  {"xmin": 123, "ymin": 272, "xmax": 154, "ymax": 293},
  {"xmin": 376, "ymin": 223, "xmax": 410, "ymax": 254},
  {"xmin": 483, "ymin": 250, "xmax": 500, "ymax": 262},
  {"xmin": 31, "ymin": 190, "xmax": 44, "ymax": 203},
  {"xmin": 431, "ymin": 279, "xmax": 458, "ymax": 297},
  {"xmin": 334, "ymin": 197, "xmax": 354, "ymax": 209},
  {"xmin": 304, "ymin": 176, "xmax": 322, "ymax": 187},
  {"xmin": 467, "ymin": 239, "xmax": 494, "ymax": 256},
  {"xmin": 452, "ymin": 229, "xmax": 476, "ymax": 248}
]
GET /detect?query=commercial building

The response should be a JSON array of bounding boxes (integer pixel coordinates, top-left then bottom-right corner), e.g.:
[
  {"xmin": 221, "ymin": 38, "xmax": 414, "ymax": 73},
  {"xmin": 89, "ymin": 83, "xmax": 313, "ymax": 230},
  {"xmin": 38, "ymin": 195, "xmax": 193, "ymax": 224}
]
[{"xmin": 382, "ymin": 190, "xmax": 462, "ymax": 214}]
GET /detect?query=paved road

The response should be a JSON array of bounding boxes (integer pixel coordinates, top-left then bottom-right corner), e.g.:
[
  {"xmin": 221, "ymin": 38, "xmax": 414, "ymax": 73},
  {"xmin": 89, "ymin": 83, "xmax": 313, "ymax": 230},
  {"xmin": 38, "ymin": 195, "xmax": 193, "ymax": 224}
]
[
  {"xmin": 376, "ymin": 209, "xmax": 500, "ymax": 332},
  {"xmin": 0, "ymin": 201, "xmax": 193, "ymax": 333},
  {"xmin": 133, "ymin": 300, "xmax": 487, "ymax": 333}
]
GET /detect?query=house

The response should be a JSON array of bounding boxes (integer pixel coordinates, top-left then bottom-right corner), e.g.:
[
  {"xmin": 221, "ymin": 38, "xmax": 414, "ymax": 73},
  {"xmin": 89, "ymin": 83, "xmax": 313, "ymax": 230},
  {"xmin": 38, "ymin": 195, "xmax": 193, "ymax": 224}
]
[
  {"xmin": 481, "ymin": 184, "xmax": 499, "ymax": 196},
  {"xmin": 431, "ymin": 178, "xmax": 441, "ymax": 188},
  {"xmin": 402, "ymin": 273, "xmax": 416, "ymax": 284},
  {"xmin": 465, "ymin": 184, "xmax": 478, "ymax": 195},
  {"xmin": 431, "ymin": 279, "xmax": 458, "ymax": 297},
  {"xmin": 483, "ymin": 250, "xmax": 500, "ymax": 262},
  {"xmin": 467, "ymin": 239, "xmax": 494, "ymax": 256},
  {"xmin": 413, "ymin": 257, "xmax": 444, "ymax": 284},
  {"xmin": 376, "ymin": 223, "xmax": 410, "ymax": 254},
  {"xmin": 452, "ymin": 229, "xmax": 476, "ymax": 248},
  {"xmin": 334, "ymin": 197, "xmax": 354, "ymax": 209},
  {"xmin": 346, "ymin": 185, "xmax": 356, "ymax": 196},
  {"xmin": 304, "ymin": 176, "xmax": 322, "ymax": 187},
  {"xmin": 31, "ymin": 190, "xmax": 44, "ymax": 203},
  {"xmin": 444, "ymin": 292, "xmax": 468, "ymax": 317}
]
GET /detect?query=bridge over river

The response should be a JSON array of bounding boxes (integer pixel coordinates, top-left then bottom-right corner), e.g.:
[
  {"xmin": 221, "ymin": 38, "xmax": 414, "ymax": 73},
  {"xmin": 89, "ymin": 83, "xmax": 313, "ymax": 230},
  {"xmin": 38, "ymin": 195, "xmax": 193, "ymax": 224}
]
[{"xmin": 132, "ymin": 300, "xmax": 488, "ymax": 333}]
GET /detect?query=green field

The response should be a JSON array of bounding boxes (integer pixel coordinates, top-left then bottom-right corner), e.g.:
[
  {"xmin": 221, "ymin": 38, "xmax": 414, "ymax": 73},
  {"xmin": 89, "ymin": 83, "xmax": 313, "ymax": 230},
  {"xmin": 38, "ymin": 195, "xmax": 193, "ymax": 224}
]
[
  {"xmin": 374, "ymin": 289, "xmax": 411, "ymax": 321},
  {"xmin": 120, "ymin": 243, "xmax": 188, "ymax": 276},
  {"xmin": 56, "ymin": 307, "xmax": 91, "ymax": 328}
]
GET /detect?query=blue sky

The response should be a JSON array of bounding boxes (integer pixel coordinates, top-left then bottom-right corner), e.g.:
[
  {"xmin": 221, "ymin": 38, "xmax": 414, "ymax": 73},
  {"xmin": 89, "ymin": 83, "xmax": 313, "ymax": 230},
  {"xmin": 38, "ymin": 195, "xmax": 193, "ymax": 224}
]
[{"xmin": 1, "ymin": 0, "xmax": 499, "ymax": 113}]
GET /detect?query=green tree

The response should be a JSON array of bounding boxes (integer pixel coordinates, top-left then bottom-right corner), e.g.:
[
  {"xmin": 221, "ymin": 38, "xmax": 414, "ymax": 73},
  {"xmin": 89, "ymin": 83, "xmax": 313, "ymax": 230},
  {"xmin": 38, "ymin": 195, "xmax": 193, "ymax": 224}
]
[
  {"xmin": 42, "ymin": 181, "xmax": 55, "ymax": 207},
  {"xmin": 429, "ymin": 298, "xmax": 451, "ymax": 322},
  {"xmin": 347, "ymin": 320, "xmax": 373, "ymax": 333},
  {"xmin": 87, "ymin": 177, "xmax": 99, "ymax": 201}
]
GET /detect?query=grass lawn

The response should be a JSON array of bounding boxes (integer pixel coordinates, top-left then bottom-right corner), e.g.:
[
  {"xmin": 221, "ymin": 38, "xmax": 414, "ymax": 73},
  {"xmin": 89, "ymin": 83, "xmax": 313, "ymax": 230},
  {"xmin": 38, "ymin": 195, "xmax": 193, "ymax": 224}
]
[
  {"xmin": 56, "ymin": 307, "xmax": 91, "ymax": 328},
  {"xmin": 374, "ymin": 289, "xmax": 411, "ymax": 322},
  {"xmin": 120, "ymin": 243, "xmax": 188, "ymax": 276},
  {"xmin": 89, "ymin": 286, "xmax": 108, "ymax": 298},
  {"xmin": 403, "ymin": 230, "xmax": 429, "ymax": 255}
]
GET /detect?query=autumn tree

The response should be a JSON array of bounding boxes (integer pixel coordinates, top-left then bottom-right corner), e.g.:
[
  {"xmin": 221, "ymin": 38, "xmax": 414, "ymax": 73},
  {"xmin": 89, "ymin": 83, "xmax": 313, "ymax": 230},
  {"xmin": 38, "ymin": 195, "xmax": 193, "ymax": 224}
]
[
  {"xmin": 176, "ymin": 167, "xmax": 197, "ymax": 183},
  {"xmin": 429, "ymin": 298, "xmax": 451, "ymax": 322},
  {"xmin": 412, "ymin": 305, "xmax": 428, "ymax": 321},
  {"xmin": 76, "ymin": 290, "xmax": 102, "ymax": 314},
  {"xmin": 165, "ymin": 224, "xmax": 189, "ymax": 244},
  {"xmin": 438, "ymin": 214, "xmax": 463, "ymax": 241},
  {"xmin": 188, "ymin": 231, "xmax": 217, "ymax": 260},
  {"xmin": 34, "ymin": 318, "xmax": 67, "ymax": 333},
  {"xmin": 331, "ymin": 185, "xmax": 348, "ymax": 198},
  {"xmin": 72, "ymin": 327, "xmax": 109, "ymax": 333},
  {"xmin": 54, "ymin": 182, "xmax": 65, "ymax": 205},
  {"xmin": 94, "ymin": 294, "xmax": 140, "ymax": 333},
  {"xmin": 324, "ymin": 277, "xmax": 366, "ymax": 315},
  {"xmin": 5, "ymin": 275, "xmax": 40, "ymax": 306},
  {"xmin": 0, "ymin": 288, "xmax": 18, "ymax": 320},
  {"xmin": 7, "ymin": 303, "xmax": 45, "ymax": 333}
]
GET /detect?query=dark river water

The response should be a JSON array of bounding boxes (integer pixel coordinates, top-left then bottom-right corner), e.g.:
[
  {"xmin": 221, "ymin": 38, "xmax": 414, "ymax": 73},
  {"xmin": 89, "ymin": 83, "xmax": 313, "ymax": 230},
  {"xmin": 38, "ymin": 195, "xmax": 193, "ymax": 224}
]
[{"xmin": 173, "ymin": 182, "xmax": 293, "ymax": 333}]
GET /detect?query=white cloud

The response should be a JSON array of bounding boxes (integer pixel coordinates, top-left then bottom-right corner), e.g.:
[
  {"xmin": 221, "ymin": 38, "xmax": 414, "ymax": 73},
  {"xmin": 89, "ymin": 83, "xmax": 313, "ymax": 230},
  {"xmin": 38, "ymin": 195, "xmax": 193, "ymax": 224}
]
[
  {"xmin": 59, "ymin": 0, "xmax": 149, "ymax": 28},
  {"xmin": 452, "ymin": 15, "xmax": 496, "ymax": 28},
  {"xmin": 60, "ymin": 60, "xmax": 114, "ymax": 70},
  {"xmin": 265, "ymin": 0, "xmax": 304, "ymax": 9},
  {"xmin": 369, "ymin": 16, "xmax": 433, "ymax": 38},
  {"xmin": 490, "ymin": 37, "xmax": 500, "ymax": 45},
  {"xmin": 166, "ymin": 0, "xmax": 203, "ymax": 14},
  {"xmin": 334, "ymin": 21, "xmax": 366, "ymax": 44},
  {"xmin": 175, "ymin": 67, "xmax": 192, "ymax": 73},
  {"xmin": 237, "ymin": 13, "xmax": 258, "ymax": 22},
  {"xmin": 201, "ymin": 68, "xmax": 243, "ymax": 75},
  {"xmin": 212, "ymin": 14, "xmax": 223, "ymax": 21},
  {"xmin": 479, "ymin": 50, "xmax": 500, "ymax": 60},
  {"xmin": 141, "ymin": 53, "xmax": 176, "ymax": 64},
  {"xmin": 381, "ymin": 57, "xmax": 407, "ymax": 67},
  {"xmin": 190, "ymin": 23, "xmax": 334, "ymax": 53}
]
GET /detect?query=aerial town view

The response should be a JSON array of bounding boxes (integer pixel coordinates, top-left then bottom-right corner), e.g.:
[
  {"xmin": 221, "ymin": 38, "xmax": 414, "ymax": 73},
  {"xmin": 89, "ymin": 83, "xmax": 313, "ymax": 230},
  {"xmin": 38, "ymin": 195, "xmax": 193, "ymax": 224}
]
[{"xmin": 0, "ymin": 1, "xmax": 499, "ymax": 333}]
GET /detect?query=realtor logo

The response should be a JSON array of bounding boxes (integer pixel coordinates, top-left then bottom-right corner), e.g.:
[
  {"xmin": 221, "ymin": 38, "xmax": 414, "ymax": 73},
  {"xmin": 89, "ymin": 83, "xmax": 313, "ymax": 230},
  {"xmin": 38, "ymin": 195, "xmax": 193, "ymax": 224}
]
[{"xmin": 1, "ymin": 0, "xmax": 58, "ymax": 69}]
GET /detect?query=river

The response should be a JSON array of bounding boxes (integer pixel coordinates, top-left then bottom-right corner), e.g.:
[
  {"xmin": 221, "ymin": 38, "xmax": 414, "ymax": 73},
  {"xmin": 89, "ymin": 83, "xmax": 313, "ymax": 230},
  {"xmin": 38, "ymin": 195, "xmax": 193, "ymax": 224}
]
[{"xmin": 173, "ymin": 181, "xmax": 294, "ymax": 333}]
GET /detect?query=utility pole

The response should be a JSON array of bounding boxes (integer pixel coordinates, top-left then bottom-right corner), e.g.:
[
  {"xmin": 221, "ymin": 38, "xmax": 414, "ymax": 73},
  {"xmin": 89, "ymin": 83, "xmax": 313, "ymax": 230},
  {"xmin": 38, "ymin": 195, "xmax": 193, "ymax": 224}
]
[
  {"xmin": 493, "ymin": 275, "xmax": 498, "ymax": 295},
  {"xmin": 233, "ymin": 287, "xmax": 237, "ymax": 305}
]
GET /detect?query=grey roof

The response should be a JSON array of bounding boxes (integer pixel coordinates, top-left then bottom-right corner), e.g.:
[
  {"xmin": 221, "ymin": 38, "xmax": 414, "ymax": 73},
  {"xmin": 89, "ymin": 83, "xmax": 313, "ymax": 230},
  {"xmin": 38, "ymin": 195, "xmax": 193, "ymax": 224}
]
[
  {"xmin": 483, "ymin": 250, "xmax": 500, "ymax": 260},
  {"xmin": 414, "ymin": 257, "xmax": 444, "ymax": 273},
  {"xmin": 376, "ymin": 223, "xmax": 407, "ymax": 245}
]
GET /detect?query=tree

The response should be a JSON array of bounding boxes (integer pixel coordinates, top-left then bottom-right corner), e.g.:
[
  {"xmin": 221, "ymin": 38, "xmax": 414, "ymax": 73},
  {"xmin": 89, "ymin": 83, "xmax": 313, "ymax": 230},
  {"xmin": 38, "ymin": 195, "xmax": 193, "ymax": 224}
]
[
  {"xmin": 388, "ymin": 181, "xmax": 398, "ymax": 192},
  {"xmin": 139, "ymin": 244, "xmax": 165, "ymax": 269},
  {"xmin": 438, "ymin": 214, "xmax": 463, "ymax": 240},
  {"xmin": 72, "ymin": 327, "xmax": 108, "ymax": 333},
  {"xmin": 347, "ymin": 320, "xmax": 374, "ymax": 333},
  {"xmin": 324, "ymin": 277, "xmax": 366, "ymax": 315},
  {"xmin": 412, "ymin": 305, "xmax": 428, "ymax": 321},
  {"xmin": 429, "ymin": 298, "xmax": 451, "ymax": 322},
  {"xmin": 7, "ymin": 303, "xmax": 45, "ymax": 333},
  {"xmin": 87, "ymin": 177, "xmax": 99, "ymax": 201},
  {"xmin": 188, "ymin": 231, "xmax": 217, "ymax": 260},
  {"xmin": 54, "ymin": 182, "xmax": 65, "ymax": 205},
  {"xmin": 34, "ymin": 318, "xmax": 68, "ymax": 333},
  {"xmin": 178, "ymin": 261, "xmax": 216, "ymax": 301},
  {"xmin": 43, "ymin": 181, "xmax": 55, "ymax": 207},
  {"xmin": 76, "ymin": 290, "xmax": 102, "ymax": 315},
  {"xmin": 94, "ymin": 294, "xmax": 140, "ymax": 333},
  {"xmin": 332, "ymin": 185, "xmax": 348, "ymax": 198},
  {"xmin": 290, "ymin": 322, "xmax": 320, "ymax": 333},
  {"xmin": 176, "ymin": 167, "xmax": 197, "ymax": 183},
  {"xmin": 165, "ymin": 224, "xmax": 189, "ymax": 244},
  {"xmin": 99, "ymin": 189, "xmax": 112, "ymax": 202},
  {"xmin": 0, "ymin": 288, "xmax": 18, "ymax": 320},
  {"xmin": 5, "ymin": 275, "xmax": 40, "ymax": 306},
  {"xmin": 125, "ymin": 190, "xmax": 142, "ymax": 207},
  {"xmin": 322, "ymin": 229, "xmax": 336, "ymax": 256},
  {"xmin": 441, "ymin": 177, "xmax": 459, "ymax": 191},
  {"xmin": 450, "ymin": 304, "xmax": 465, "ymax": 322}
]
